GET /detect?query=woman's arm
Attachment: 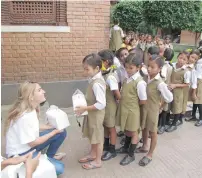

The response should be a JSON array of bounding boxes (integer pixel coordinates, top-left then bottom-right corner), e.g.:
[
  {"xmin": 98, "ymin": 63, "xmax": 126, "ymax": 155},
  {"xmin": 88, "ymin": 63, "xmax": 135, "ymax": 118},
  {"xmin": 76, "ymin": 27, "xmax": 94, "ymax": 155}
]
[{"xmin": 28, "ymin": 129, "xmax": 62, "ymax": 148}]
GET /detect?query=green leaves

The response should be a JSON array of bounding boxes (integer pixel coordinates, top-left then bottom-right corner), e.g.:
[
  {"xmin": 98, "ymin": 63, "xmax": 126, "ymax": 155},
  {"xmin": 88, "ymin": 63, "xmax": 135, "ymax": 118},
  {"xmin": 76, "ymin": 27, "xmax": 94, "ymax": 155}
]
[{"xmin": 112, "ymin": 1, "xmax": 202, "ymax": 33}]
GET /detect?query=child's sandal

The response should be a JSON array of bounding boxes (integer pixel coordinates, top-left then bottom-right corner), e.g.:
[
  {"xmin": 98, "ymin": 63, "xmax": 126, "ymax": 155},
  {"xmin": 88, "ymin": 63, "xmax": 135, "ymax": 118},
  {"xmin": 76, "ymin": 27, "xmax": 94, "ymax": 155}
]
[
  {"xmin": 82, "ymin": 161, "xmax": 102, "ymax": 170},
  {"xmin": 139, "ymin": 156, "xmax": 152, "ymax": 166},
  {"xmin": 78, "ymin": 156, "xmax": 96, "ymax": 163}
]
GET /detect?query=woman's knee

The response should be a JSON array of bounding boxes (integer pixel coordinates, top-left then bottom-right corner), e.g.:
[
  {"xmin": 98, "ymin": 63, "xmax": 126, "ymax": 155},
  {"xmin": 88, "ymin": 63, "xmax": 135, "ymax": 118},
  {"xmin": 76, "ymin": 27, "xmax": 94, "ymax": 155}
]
[
  {"xmin": 60, "ymin": 129, "xmax": 67, "ymax": 139},
  {"xmin": 49, "ymin": 158, "xmax": 64, "ymax": 175},
  {"xmin": 55, "ymin": 161, "xmax": 65, "ymax": 175}
]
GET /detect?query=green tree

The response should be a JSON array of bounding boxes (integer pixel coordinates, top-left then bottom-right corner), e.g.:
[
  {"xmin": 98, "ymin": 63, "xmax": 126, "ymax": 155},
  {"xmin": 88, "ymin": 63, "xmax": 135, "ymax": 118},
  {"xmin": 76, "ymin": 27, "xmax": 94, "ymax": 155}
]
[
  {"xmin": 143, "ymin": 1, "xmax": 201, "ymax": 30},
  {"xmin": 112, "ymin": 1, "xmax": 144, "ymax": 31}
]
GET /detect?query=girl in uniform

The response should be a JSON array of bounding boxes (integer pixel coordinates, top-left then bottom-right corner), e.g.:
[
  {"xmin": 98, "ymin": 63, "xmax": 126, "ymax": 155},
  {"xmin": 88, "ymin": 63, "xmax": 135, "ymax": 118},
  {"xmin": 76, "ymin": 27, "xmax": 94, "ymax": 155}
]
[
  {"xmin": 76, "ymin": 53, "xmax": 106, "ymax": 170},
  {"xmin": 98, "ymin": 50, "xmax": 121, "ymax": 161},
  {"xmin": 166, "ymin": 51, "xmax": 190, "ymax": 132},
  {"xmin": 116, "ymin": 53, "xmax": 147, "ymax": 166},
  {"xmin": 158, "ymin": 48, "xmax": 174, "ymax": 134},
  {"xmin": 136, "ymin": 56, "xmax": 173, "ymax": 166}
]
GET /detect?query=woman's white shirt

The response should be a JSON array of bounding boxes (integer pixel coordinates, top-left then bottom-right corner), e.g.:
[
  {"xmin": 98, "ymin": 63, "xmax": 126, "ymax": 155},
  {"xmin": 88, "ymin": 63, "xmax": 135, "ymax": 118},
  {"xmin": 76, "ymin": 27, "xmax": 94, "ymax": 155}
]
[{"xmin": 6, "ymin": 110, "xmax": 39, "ymax": 157}]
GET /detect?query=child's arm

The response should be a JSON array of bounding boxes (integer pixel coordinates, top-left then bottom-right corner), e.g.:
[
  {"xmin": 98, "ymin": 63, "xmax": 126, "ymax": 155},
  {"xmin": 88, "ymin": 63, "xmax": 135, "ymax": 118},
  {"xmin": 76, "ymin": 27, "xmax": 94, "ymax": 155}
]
[
  {"xmin": 158, "ymin": 82, "xmax": 173, "ymax": 103},
  {"xmin": 169, "ymin": 70, "xmax": 190, "ymax": 90},
  {"xmin": 76, "ymin": 82, "xmax": 106, "ymax": 115},
  {"xmin": 107, "ymin": 75, "xmax": 121, "ymax": 100},
  {"xmin": 137, "ymin": 80, "xmax": 147, "ymax": 105}
]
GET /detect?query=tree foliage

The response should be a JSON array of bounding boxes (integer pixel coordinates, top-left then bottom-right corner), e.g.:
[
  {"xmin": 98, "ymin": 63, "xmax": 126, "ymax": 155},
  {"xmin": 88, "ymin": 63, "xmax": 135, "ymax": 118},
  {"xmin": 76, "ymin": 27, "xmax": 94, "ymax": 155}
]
[
  {"xmin": 143, "ymin": 1, "xmax": 201, "ymax": 30},
  {"xmin": 112, "ymin": 1, "xmax": 144, "ymax": 31}
]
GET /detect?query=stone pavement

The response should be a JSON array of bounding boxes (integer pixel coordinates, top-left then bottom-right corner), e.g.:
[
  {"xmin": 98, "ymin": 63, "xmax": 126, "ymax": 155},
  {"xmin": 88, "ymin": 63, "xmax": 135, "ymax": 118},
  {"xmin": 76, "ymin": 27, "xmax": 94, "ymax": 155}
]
[{"xmin": 1, "ymin": 105, "xmax": 202, "ymax": 178}]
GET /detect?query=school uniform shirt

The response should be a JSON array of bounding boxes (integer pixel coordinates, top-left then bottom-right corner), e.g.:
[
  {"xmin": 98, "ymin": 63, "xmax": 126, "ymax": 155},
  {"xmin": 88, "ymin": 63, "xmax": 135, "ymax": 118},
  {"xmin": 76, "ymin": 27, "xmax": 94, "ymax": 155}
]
[
  {"xmin": 109, "ymin": 25, "xmax": 124, "ymax": 39},
  {"xmin": 148, "ymin": 73, "xmax": 173, "ymax": 103},
  {"xmin": 165, "ymin": 43, "xmax": 173, "ymax": 49},
  {"xmin": 106, "ymin": 70, "xmax": 119, "ymax": 91},
  {"xmin": 126, "ymin": 71, "xmax": 147, "ymax": 100},
  {"xmin": 113, "ymin": 56, "xmax": 121, "ymax": 68},
  {"xmin": 6, "ymin": 110, "xmax": 39, "ymax": 157},
  {"xmin": 191, "ymin": 58, "xmax": 202, "ymax": 89},
  {"xmin": 172, "ymin": 63, "xmax": 191, "ymax": 84},
  {"xmin": 88, "ymin": 71, "xmax": 106, "ymax": 110},
  {"xmin": 117, "ymin": 63, "xmax": 128, "ymax": 84}
]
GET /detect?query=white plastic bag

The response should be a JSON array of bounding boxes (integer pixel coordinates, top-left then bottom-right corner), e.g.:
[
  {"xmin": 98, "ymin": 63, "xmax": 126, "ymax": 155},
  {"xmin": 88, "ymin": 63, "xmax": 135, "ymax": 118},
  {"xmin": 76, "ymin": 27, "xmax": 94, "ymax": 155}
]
[
  {"xmin": 17, "ymin": 154, "xmax": 57, "ymax": 178},
  {"xmin": 72, "ymin": 89, "xmax": 88, "ymax": 116},
  {"xmin": 46, "ymin": 105, "xmax": 70, "ymax": 130},
  {"xmin": 1, "ymin": 160, "xmax": 23, "ymax": 178}
]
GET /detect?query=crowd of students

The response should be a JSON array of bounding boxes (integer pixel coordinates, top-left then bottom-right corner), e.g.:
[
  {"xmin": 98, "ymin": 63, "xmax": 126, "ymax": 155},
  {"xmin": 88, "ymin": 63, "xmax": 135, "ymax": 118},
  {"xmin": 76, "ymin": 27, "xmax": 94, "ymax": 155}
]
[{"xmin": 76, "ymin": 38, "xmax": 202, "ymax": 169}]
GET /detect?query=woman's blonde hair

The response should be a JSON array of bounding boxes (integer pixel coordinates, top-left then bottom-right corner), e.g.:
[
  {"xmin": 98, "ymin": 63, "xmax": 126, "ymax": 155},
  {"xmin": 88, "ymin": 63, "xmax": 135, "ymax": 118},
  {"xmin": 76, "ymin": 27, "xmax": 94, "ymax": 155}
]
[{"xmin": 5, "ymin": 81, "xmax": 39, "ymax": 133}]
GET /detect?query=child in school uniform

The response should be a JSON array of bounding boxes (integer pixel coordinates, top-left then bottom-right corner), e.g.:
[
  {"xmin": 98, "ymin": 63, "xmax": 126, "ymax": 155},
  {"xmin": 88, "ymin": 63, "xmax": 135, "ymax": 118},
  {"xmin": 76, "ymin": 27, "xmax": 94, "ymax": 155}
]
[
  {"xmin": 116, "ymin": 53, "xmax": 147, "ymax": 166},
  {"xmin": 158, "ymin": 48, "xmax": 174, "ymax": 134},
  {"xmin": 164, "ymin": 35, "xmax": 173, "ymax": 49},
  {"xmin": 165, "ymin": 51, "xmax": 190, "ymax": 132},
  {"xmin": 98, "ymin": 50, "xmax": 121, "ymax": 161},
  {"xmin": 191, "ymin": 56, "xmax": 202, "ymax": 126},
  {"xmin": 180, "ymin": 50, "xmax": 201, "ymax": 124},
  {"xmin": 76, "ymin": 53, "xmax": 106, "ymax": 170},
  {"xmin": 136, "ymin": 56, "xmax": 173, "ymax": 166},
  {"xmin": 143, "ymin": 35, "xmax": 155, "ymax": 66},
  {"xmin": 185, "ymin": 49, "xmax": 202, "ymax": 125},
  {"xmin": 115, "ymin": 47, "xmax": 129, "ymax": 138},
  {"xmin": 109, "ymin": 19, "xmax": 124, "ymax": 52},
  {"xmin": 157, "ymin": 39, "xmax": 166, "ymax": 57}
]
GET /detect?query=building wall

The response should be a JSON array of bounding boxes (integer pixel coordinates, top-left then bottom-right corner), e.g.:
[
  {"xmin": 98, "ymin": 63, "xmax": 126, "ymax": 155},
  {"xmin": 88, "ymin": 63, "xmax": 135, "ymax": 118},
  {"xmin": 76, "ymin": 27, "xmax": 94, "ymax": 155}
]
[
  {"xmin": 180, "ymin": 30, "xmax": 201, "ymax": 46},
  {"xmin": 1, "ymin": 1, "xmax": 110, "ymax": 84}
]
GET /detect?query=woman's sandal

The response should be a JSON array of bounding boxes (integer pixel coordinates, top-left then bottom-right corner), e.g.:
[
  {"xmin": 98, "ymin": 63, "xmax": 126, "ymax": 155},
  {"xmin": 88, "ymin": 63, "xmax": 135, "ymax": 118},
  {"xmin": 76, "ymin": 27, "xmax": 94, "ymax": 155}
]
[
  {"xmin": 135, "ymin": 147, "xmax": 148, "ymax": 153},
  {"xmin": 78, "ymin": 156, "xmax": 96, "ymax": 163},
  {"xmin": 53, "ymin": 152, "xmax": 66, "ymax": 160},
  {"xmin": 139, "ymin": 156, "xmax": 152, "ymax": 166},
  {"xmin": 82, "ymin": 161, "xmax": 102, "ymax": 170}
]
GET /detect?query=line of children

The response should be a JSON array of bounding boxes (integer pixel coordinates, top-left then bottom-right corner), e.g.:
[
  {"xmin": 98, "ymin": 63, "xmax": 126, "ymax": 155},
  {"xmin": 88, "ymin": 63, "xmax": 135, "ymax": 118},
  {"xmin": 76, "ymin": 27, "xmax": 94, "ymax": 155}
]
[{"xmin": 78, "ymin": 42, "xmax": 202, "ymax": 169}]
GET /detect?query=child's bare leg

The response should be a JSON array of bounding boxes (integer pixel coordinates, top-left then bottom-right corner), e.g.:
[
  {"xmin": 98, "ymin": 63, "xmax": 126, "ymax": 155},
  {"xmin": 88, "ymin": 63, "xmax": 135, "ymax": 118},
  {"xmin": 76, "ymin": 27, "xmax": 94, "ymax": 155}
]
[
  {"xmin": 109, "ymin": 127, "xmax": 116, "ymax": 145},
  {"xmin": 93, "ymin": 143, "xmax": 103, "ymax": 165},
  {"xmin": 142, "ymin": 128, "xmax": 149, "ymax": 150},
  {"xmin": 147, "ymin": 131, "xmax": 157, "ymax": 158},
  {"xmin": 90, "ymin": 144, "xmax": 97, "ymax": 158}
]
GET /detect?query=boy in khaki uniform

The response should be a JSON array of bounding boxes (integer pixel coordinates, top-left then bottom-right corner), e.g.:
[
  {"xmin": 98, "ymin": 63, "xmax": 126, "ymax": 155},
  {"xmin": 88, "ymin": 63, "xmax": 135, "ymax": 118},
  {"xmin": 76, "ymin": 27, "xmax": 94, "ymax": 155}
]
[
  {"xmin": 76, "ymin": 53, "xmax": 106, "ymax": 170},
  {"xmin": 116, "ymin": 53, "xmax": 147, "ymax": 166},
  {"xmin": 136, "ymin": 57, "xmax": 173, "ymax": 166},
  {"xmin": 98, "ymin": 50, "xmax": 121, "ymax": 161}
]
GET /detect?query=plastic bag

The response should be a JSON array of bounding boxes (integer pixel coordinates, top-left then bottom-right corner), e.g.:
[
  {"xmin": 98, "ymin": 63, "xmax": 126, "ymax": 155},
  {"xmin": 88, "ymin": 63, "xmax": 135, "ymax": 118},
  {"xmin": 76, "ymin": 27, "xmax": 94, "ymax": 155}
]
[
  {"xmin": 72, "ymin": 89, "xmax": 88, "ymax": 116},
  {"xmin": 17, "ymin": 154, "xmax": 57, "ymax": 178},
  {"xmin": 46, "ymin": 105, "xmax": 70, "ymax": 130}
]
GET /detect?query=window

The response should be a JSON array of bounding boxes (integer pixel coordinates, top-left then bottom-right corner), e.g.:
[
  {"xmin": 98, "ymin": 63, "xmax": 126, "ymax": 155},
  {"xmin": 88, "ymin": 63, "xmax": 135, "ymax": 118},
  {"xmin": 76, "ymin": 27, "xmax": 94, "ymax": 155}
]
[{"xmin": 1, "ymin": 1, "xmax": 67, "ymax": 26}]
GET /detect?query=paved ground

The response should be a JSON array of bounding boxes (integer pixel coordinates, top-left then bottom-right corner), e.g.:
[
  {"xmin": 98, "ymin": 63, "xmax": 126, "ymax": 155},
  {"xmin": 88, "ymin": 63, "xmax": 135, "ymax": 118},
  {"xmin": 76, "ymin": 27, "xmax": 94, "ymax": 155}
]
[{"xmin": 1, "ymin": 105, "xmax": 202, "ymax": 178}]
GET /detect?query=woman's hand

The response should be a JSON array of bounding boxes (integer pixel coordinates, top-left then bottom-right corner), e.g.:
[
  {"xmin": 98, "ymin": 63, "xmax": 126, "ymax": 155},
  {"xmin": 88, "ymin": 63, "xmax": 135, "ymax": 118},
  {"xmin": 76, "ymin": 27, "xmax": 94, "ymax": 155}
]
[{"xmin": 75, "ymin": 106, "xmax": 87, "ymax": 116}]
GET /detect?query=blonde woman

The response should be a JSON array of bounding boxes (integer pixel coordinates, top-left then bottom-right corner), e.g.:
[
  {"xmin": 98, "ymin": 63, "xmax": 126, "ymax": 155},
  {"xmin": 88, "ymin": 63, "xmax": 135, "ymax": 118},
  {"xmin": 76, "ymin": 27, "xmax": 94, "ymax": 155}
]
[{"xmin": 5, "ymin": 82, "xmax": 67, "ymax": 175}]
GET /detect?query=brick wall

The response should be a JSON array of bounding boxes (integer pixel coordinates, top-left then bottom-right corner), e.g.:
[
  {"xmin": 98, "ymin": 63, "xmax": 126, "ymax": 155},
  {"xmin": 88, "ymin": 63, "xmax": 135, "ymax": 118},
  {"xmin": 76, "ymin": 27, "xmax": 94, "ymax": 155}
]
[
  {"xmin": 1, "ymin": 1, "xmax": 110, "ymax": 84},
  {"xmin": 180, "ymin": 30, "xmax": 201, "ymax": 46}
]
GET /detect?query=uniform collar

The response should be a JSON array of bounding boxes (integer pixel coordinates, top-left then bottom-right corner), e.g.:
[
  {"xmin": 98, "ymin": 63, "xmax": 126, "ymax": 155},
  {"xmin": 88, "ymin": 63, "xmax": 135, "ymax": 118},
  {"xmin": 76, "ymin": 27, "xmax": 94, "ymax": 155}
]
[
  {"xmin": 89, "ymin": 71, "xmax": 102, "ymax": 83},
  {"xmin": 131, "ymin": 71, "xmax": 141, "ymax": 80}
]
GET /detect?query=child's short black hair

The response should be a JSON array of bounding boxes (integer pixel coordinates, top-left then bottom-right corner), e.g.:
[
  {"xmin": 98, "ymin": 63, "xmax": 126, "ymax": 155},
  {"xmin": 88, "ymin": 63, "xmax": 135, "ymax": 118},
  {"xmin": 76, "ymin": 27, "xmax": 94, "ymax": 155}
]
[
  {"xmin": 98, "ymin": 49, "xmax": 114, "ymax": 66},
  {"xmin": 125, "ymin": 53, "xmax": 143, "ymax": 67},
  {"xmin": 82, "ymin": 53, "xmax": 102, "ymax": 69},
  {"xmin": 152, "ymin": 56, "xmax": 165, "ymax": 68},
  {"xmin": 163, "ymin": 48, "xmax": 174, "ymax": 62},
  {"xmin": 190, "ymin": 49, "xmax": 201, "ymax": 58},
  {"xmin": 115, "ymin": 47, "xmax": 128, "ymax": 58},
  {"xmin": 148, "ymin": 46, "xmax": 160, "ymax": 55},
  {"xmin": 113, "ymin": 19, "xmax": 119, "ymax": 25},
  {"xmin": 178, "ymin": 50, "xmax": 190, "ymax": 59}
]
